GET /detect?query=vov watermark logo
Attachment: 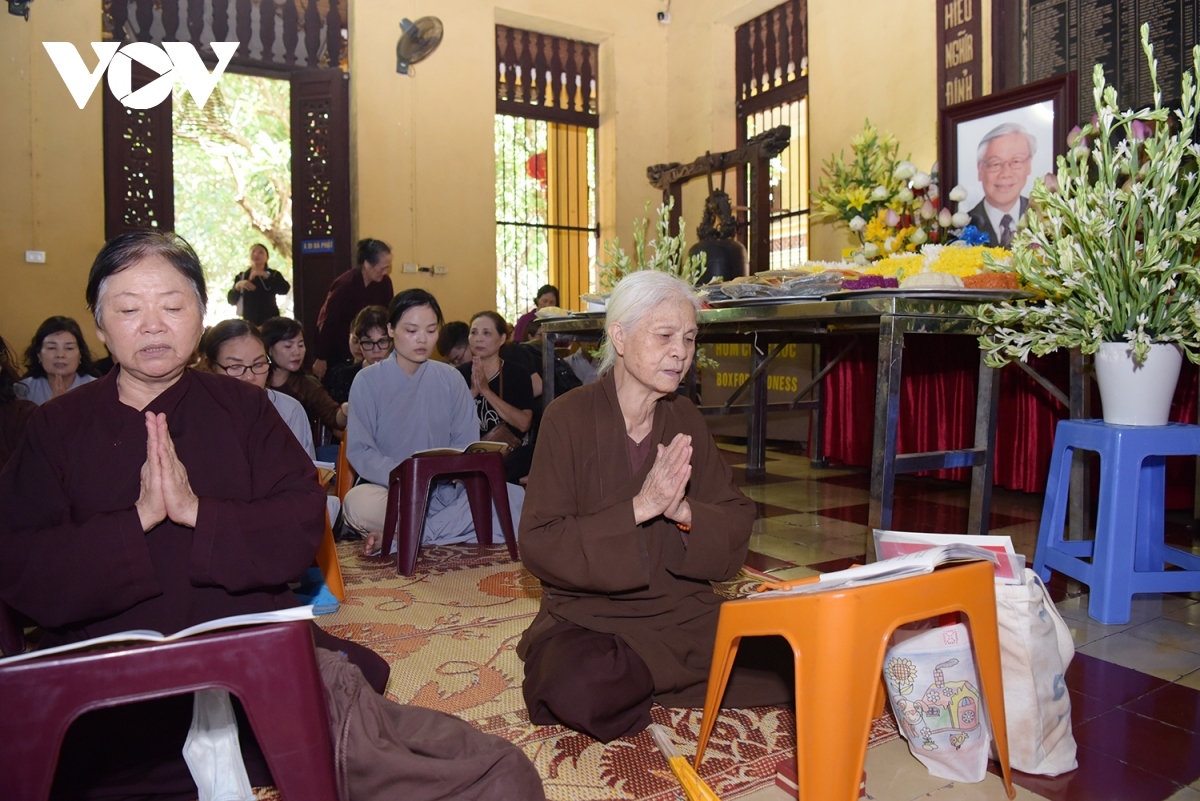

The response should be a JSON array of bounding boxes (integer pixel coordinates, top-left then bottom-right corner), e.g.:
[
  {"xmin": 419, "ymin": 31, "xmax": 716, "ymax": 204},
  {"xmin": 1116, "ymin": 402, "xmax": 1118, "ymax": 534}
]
[{"xmin": 42, "ymin": 41, "xmax": 238, "ymax": 110}]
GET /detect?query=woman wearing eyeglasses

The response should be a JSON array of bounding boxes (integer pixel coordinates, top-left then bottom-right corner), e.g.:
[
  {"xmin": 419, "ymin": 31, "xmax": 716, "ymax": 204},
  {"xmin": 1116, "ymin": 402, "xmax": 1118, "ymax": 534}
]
[
  {"xmin": 324, "ymin": 305, "xmax": 390, "ymax": 405},
  {"xmin": 202, "ymin": 319, "xmax": 314, "ymax": 458}
]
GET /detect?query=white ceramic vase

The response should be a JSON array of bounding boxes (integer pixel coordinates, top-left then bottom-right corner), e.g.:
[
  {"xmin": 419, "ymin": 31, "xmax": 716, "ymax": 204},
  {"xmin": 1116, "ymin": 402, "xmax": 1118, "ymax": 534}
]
[{"xmin": 1093, "ymin": 342, "xmax": 1183, "ymax": 426}]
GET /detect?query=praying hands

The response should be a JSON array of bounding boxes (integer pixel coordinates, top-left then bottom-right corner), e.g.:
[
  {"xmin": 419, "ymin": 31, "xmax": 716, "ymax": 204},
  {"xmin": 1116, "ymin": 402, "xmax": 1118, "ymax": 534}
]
[
  {"xmin": 136, "ymin": 412, "xmax": 200, "ymax": 531},
  {"xmin": 632, "ymin": 433, "xmax": 692, "ymax": 527}
]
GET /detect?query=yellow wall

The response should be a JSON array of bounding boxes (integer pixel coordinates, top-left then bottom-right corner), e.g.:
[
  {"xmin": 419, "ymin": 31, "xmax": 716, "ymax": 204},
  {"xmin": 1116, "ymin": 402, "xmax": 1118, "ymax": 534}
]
[
  {"xmin": 0, "ymin": 0, "xmax": 106, "ymax": 356},
  {"xmin": 0, "ymin": 0, "xmax": 939, "ymax": 349}
]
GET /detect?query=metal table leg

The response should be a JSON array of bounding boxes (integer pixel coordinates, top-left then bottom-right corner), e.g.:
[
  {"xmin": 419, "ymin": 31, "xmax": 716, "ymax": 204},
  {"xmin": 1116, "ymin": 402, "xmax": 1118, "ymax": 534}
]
[
  {"xmin": 968, "ymin": 353, "xmax": 1001, "ymax": 535},
  {"xmin": 869, "ymin": 316, "xmax": 904, "ymax": 535},
  {"xmin": 745, "ymin": 341, "xmax": 769, "ymax": 479},
  {"xmin": 542, "ymin": 333, "xmax": 559, "ymax": 406}
]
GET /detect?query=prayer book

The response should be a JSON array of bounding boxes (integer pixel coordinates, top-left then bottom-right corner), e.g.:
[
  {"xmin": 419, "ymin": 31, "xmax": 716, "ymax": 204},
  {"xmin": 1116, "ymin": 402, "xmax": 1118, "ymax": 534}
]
[
  {"xmin": 412, "ymin": 441, "xmax": 508, "ymax": 457},
  {"xmin": 0, "ymin": 605, "xmax": 315, "ymax": 664},
  {"xmin": 749, "ymin": 544, "xmax": 998, "ymax": 597},
  {"xmin": 874, "ymin": 529, "xmax": 1024, "ymax": 584}
]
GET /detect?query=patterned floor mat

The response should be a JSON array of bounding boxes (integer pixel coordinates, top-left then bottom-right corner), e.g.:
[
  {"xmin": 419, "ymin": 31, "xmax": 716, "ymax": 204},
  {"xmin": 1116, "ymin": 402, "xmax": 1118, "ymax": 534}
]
[{"xmin": 315, "ymin": 542, "xmax": 897, "ymax": 800}]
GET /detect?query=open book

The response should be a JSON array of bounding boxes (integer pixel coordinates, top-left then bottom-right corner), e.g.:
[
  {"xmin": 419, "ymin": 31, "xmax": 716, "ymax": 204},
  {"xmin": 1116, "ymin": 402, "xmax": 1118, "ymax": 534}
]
[
  {"xmin": 748, "ymin": 544, "xmax": 999, "ymax": 598},
  {"xmin": 874, "ymin": 529, "xmax": 1025, "ymax": 584},
  {"xmin": 412, "ymin": 441, "xmax": 508, "ymax": 458},
  {"xmin": 0, "ymin": 605, "xmax": 315, "ymax": 665}
]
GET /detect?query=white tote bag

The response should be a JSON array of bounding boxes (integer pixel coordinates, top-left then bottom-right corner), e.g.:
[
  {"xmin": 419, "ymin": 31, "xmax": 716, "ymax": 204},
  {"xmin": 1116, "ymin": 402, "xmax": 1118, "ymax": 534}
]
[
  {"xmin": 992, "ymin": 568, "xmax": 1078, "ymax": 776},
  {"xmin": 884, "ymin": 622, "xmax": 992, "ymax": 783}
]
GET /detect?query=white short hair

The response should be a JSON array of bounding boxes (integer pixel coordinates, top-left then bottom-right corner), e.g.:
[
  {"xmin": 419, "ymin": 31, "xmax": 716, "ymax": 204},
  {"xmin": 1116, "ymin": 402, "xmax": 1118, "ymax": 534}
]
[
  {"xmin": 598, "ymin": 271, "xmax": 701, "ymax": 375},
  {"xmin": 976, "ymin": 122, "xmax": 1037, "ymax": 164}
]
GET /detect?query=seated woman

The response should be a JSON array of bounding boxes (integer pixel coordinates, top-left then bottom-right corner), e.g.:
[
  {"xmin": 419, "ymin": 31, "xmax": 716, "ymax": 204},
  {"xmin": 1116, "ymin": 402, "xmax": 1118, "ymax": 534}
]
[
  {"xmin": 0, "ymin": 336, "xmax": 36, "ymax": 470},
  {"xmin": 512, "ymin": 284, "xmax": 559, "ymax": 344},
  {"xmin": 0, "ymin": 231, "xmax": 390, "ymax": 799},
  {"xmin": 517, "ymin": 270, "xmax": 791, "ymax": 743},
  {"xmin": 436, "ymin": 320, "xmax": 470, "ymax": 366},
  {"xmin": 262, "ymin": 316, "xmax": 348, "ymax": 435},
  {"xmin": 15, "ymin": 316, "xmax": 97, "ymax": 405},
  {"xmin": 459, "ymin": 311, "xmax": 536, "ymax": 484},
  {"xmin": 203, "ymin": 319, "xmax": 313, "ymax": 457},
  {"xmin": 324, "ymin": 304, "xmax": 390, "ymax": 404},
  {"xmin": 342, "ymin": 290, "xmax": 524, "ymax": 555},
  {"xmin": 226, "ymin": 242, "xmax": 290, "ymax": 326}
]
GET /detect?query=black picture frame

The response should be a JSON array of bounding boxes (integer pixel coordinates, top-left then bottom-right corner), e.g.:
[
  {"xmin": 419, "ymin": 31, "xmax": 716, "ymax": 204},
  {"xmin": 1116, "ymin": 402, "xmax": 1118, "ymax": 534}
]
[{"xmin": 938, "ymin": 74, "xmax": 1077, "ymax": 234}]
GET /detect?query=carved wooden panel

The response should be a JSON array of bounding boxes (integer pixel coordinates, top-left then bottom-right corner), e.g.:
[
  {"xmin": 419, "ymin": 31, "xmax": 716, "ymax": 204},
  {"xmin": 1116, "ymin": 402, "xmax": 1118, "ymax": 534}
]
[
  {"xmin": 103, "ymin": 0, "xmax": 346, "ymax": 73},
  {"xmin": 736, "ymin": 0, "xmax": 808, "ymax": 115},
  {"xmin": 291, "ymin": 70, "xmax": 351, "ymax": 341},
  {"xmin": 103, "ymin": 63, "xmax": 173, "ymax": 238},
  {"xmin": 496, "ymin": 25, "xmax": 598, "ymax": 127}
]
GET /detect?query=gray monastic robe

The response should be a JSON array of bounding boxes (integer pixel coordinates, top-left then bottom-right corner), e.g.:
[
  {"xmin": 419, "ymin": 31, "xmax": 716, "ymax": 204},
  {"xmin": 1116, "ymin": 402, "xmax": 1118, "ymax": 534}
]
[{"xmin": 517, "ymin": 373, "xmax": 787, "ymax": 707}]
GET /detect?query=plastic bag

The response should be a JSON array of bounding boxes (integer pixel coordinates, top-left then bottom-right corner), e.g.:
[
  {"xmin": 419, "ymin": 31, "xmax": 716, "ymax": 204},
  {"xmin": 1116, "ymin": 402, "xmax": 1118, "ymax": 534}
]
[
  {"xmin": 182, "ymin": 689, "xmax": 255, "ymax": 801},
  {"xmin": 884, "ymin": 621, "xmax": 991, "ymax": 783}
]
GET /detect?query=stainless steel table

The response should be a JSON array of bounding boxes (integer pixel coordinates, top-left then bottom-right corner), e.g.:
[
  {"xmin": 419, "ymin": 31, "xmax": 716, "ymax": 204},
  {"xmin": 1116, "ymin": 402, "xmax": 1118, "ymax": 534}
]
[{"xmin": 541, "ymin": 295, "xmax": 1002, "ymax": 537}]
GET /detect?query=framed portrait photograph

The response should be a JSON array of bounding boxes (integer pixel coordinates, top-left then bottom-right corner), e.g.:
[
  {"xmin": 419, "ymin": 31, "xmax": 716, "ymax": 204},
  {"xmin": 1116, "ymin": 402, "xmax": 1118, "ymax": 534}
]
[{"xmin": 938, "ymin": 74, "xmax": 1077, "ymax": 247}]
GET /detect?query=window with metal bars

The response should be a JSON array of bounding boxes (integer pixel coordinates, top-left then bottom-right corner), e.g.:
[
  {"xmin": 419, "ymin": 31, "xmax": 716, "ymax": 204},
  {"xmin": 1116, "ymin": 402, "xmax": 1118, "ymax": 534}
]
[
  {"xmin": 495, "ymin": 25, "xmax": 598, "ymax": 322},
  {"xmin": 736, "ymin": 0, "xmax": 810, "ymax": 269}
]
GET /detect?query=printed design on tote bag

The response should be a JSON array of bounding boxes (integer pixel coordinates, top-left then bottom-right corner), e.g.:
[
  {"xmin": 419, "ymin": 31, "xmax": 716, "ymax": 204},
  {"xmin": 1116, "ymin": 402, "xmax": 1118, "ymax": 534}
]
[{"xmin": 885, "ymin": 655, "xmax": 983, "ymax": 751}]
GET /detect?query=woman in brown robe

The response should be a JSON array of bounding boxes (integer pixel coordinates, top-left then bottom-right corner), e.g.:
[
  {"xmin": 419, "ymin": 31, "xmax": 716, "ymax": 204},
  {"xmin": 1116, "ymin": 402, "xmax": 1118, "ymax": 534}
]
[
  {"xmin": 0, "ymin": 232, "xmax": 542, "ymax": 801},
  {"xmin": 517, "ymin": 270, "xmax": 791, "ymax": 744}
]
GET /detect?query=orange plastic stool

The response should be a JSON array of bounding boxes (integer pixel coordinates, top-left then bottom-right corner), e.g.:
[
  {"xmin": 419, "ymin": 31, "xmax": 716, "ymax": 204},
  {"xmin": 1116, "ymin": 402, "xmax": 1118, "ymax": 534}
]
[
  {"xmin": 335, "ymin": 437, "xmax": 356, "ymax": 503},
  {"xmin": 694, "ymin": 560, "xmax": 1015, "ymax": 801},
  {"xmin": 314, "ymin": 513, "xmax": 346, "ymax": 602}
]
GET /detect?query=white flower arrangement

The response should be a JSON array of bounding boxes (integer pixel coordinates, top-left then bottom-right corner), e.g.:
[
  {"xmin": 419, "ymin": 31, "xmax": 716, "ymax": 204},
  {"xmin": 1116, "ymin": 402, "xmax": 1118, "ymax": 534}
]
[
  {"xmin": 975, "ymin": 24, "xmax": 1200, "ymax": 367},
  {"xmin": 596, "ymin": 197, "xmax": 707, "ymax": 292}
]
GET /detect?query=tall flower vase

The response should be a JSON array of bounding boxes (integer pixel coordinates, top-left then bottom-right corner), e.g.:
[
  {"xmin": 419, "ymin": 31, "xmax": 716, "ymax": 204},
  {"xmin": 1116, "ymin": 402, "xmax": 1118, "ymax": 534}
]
[{"xmin": 1093, "ymin": 342, "xmax": 1183, "ymax": 426}]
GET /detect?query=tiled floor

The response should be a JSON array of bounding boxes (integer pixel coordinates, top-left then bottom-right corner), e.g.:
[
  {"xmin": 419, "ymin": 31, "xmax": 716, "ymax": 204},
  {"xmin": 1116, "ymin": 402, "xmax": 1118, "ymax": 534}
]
[{"xmin": 715, "ymin": 440, "xmax": 1200, "ymax": 801}]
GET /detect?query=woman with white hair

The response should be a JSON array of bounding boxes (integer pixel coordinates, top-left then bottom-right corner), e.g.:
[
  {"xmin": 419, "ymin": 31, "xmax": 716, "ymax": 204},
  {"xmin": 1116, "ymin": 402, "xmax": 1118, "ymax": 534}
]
[{"xmin": 516, "ymin": 270, "xmax": 791, "ymax": 743}]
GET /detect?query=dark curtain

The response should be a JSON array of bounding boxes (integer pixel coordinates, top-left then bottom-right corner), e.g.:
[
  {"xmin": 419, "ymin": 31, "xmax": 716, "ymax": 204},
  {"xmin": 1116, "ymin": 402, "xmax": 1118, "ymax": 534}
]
[{"xmin": 820, "ymin": 336, "xmax": 1199, "ymax": 507}]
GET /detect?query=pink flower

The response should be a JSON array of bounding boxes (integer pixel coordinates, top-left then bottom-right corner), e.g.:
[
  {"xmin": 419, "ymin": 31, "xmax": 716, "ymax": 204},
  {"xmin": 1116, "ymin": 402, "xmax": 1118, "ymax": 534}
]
[
  {"xmin": 1067, "ymin": 125, "xmax": 1084, "ymax": 147},
  {"xmin": 885, "ymin": 209, "xmax": 900, "ymax": 227},
  {"xmin": 1131, "ymin": 119, "xmax": 1150, "ymax": 141},
  {"xmin": 919, "ymin": 200, "xmax": 936, "ymax": 220},
  {"xmin": 1042, "ymin": 172, "xmax": 1060, "ymax": 192}
]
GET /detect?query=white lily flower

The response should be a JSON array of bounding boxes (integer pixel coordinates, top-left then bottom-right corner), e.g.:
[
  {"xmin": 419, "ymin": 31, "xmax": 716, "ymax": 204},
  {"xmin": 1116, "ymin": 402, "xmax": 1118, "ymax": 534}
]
[
  {"xmin": 848, "ymin": 215, "xmax": 867, "ymax": 232},
  {"xmin": 893, "ymin": 162, "xmax": 916, "ymax": 180},
  {"xmin": 911, "ymin": 172, "xmax": 932, "ymax": 189}
]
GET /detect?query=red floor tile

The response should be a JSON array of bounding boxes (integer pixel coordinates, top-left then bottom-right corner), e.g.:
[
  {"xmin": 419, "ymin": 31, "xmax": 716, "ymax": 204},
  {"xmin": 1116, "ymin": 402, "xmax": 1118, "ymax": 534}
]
[
  {"xmin": 1069, "ymin": 687, "xmax": 1119, "ymax": 727},
  {"xmin": 816, "ymin": 499, "xmax": 1035, "ymax": 532},
  {"xmin": 1073, "ymin": 707, "xmax": 1200, "ymax": 786},
  {"xmin": 743, "ymin": 550, "xmax": 797, "ymax": 573},
  {"xmin": 995, "ymin": 744, "xmax": 1183, "ymax": 801},
  {"xmin": 1066, "ymin": 653, "xmax": 1169, "ymax": 706},
  {"xmin": 718, "ymin": 449, "xmax": 778, "ymax": 467},
  {"xmin": 1121, "ymin": 682, "xmax": 1200, "ymax": 733}
]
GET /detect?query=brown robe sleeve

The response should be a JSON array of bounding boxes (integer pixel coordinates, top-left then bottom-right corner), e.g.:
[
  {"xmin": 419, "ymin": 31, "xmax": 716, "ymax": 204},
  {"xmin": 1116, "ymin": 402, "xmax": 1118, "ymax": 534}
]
[
  {"xmin": 519, "ymin": 402, "xmax": 655, "ymax": 594},
  {"xmin": 188, "ymin": 388, "xmax": 327, "ymax": 593},
  {"xmin": 291, "ymin": 373, "xmax": 344, "ymax": 432},
  {"xmin": 664, "ymin": 400, "xmax": 756, "ymax": 582},
  {"xmin": 0, "ymin": 408, "xmax": 161, "ymax": 627}
]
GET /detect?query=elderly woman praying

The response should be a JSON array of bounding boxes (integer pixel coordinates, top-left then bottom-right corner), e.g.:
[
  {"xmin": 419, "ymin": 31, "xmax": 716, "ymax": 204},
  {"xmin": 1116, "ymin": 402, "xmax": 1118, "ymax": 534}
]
[{"xmin": 516, "ymin": 270, "xmax": 792, "ymax": 744}]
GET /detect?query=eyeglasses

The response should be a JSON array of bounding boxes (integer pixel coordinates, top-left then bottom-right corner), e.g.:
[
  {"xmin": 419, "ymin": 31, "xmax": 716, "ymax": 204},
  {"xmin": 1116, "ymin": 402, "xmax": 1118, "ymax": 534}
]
[
  {"xmin": 218, "ymin": 360, "xmax": 270, "ymax": 377},
  {"xmin": 359, "ymin": 337, "xmax": 392, "ymax": 352},
  {"xmin": 982, "ymin": 155, "xmax": 1031, "ymax": 174}
]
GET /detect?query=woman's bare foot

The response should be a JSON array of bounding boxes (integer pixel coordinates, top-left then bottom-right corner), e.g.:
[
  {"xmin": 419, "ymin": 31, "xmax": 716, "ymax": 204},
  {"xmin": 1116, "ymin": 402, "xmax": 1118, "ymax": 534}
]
[{"xmin": 362, "ymin": 531, "xmax": 383, "ymax": 556}]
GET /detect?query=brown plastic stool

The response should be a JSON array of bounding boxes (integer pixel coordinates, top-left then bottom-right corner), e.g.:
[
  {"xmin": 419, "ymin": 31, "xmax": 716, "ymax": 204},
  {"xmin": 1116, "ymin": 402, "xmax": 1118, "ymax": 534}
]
[
  {"xmin": 0, "ymin": 620, "xmax": 338, "ymax": 801},
  {"xmin": 380, "ymin": 451, "xmax": 519, "ymax": 575},
  {"xmin": 694, "ymin": 560, "xmax": 1015, "ymax": 801}
]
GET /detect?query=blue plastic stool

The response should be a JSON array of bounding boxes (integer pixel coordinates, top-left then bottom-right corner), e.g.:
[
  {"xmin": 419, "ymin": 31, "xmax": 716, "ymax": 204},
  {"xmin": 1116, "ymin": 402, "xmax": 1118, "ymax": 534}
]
[{"xmin": 1033, "ymin": 420, "xmax": 1200, "ymax": 624}]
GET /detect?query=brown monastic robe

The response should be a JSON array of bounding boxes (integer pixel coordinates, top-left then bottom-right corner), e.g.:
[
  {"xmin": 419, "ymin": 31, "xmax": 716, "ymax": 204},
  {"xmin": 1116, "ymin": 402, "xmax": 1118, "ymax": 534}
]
[
  {"xmin": 0, "ymin": 369, "xmax": 364, "ymax": 799},
  {"xmin": 517, "ymin": 373, "xmax": 790, "ymax": 708}
]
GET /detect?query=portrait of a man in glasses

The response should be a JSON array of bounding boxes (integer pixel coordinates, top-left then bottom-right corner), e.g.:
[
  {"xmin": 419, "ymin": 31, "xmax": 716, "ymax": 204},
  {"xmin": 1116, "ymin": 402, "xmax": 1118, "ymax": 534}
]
[{"xmin": 967, "ymin": 122, "xmax": 1035, "ymax": 247}]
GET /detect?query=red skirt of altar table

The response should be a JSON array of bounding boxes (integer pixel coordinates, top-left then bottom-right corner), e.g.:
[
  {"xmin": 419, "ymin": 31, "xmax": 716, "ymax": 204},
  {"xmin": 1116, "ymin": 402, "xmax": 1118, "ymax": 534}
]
[{"xmin": 818, "ymin": 335, "xmax": 1199, "ymax": 508}]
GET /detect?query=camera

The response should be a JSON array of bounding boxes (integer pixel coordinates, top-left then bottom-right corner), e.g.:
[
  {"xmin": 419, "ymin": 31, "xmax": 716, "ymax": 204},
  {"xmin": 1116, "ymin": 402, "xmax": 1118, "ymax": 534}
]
[{"xmin": 657, "ymin": 10, "xmax": 671, "ymax": 23}]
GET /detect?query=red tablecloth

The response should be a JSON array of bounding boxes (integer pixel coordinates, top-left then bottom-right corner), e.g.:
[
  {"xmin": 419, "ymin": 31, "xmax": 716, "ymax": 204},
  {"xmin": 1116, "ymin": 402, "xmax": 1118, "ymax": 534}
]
[{"xmin": 820, "ymin": 335, "xmax": 1199, "ymax": 507}]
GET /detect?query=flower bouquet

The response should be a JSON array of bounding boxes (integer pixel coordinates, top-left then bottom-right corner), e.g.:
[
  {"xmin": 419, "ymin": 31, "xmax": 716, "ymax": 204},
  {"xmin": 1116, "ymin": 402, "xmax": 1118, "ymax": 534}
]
[
  {"xmin": 595, "ymin": 197, "xmax": 707, "ymax": 292},
  {"xmin": 811, "ymin": 120, "xmax": 976, "ymax": 262},
  {"xmin": 973, "ymin": 24, "xmax": 1200, "ymax": 369}
]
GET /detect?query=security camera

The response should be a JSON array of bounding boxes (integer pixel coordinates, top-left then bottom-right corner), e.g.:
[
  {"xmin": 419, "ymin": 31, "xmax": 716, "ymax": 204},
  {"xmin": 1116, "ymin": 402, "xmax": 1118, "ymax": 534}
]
[{"xmin": 657, "ymin": 10, "xmax": 671, "ymax": 23}]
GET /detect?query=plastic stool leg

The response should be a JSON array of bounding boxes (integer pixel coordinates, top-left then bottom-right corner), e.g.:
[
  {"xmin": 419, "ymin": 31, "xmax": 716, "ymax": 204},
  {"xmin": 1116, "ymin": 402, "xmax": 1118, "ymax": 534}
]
[
  {"xmin": 462, "ymin": 474, "xmax": 494, "ymax": 546},
  {"xmin": 1088, "ymin": 448, "xmax": 1142, "ymax": 624},
  {"xmin": 483, "ymin": 457, "xmax": 519, "ymax": 561},
  {"xmin": 693, "ymin": 629, "xmax": 744, "ymax": 770},
  {"xmin": 1135, "ymin": 455, "xmax": 1167, "ymax": 571},
  {"xmin": 1033, "ymin": 439, "xmax": 1075, "ymax": 582},
  {"xmin": 399, "ymin": 462, "xmax": 432, "ymax": 576}
]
